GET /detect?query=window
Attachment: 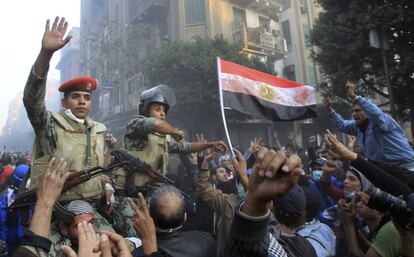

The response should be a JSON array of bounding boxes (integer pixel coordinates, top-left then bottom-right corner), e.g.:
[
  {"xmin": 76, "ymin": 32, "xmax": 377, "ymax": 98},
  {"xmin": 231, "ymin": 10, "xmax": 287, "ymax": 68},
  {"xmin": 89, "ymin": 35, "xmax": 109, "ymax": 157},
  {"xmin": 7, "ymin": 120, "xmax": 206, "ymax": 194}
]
[
  {"xmin": 284, "ymin": 65, "xmax": 296, "ymax": 81},
  {"xmin": 303, "ymin": 24, "xmax": 311, "ymax": 47},
  {"xmin": 259, "ymin": 16, "xmax": 270, "ymax": 32},
  {"xmin": 232, "ymin": 7, "xmax": 247, "ymax": 43},
  {"xmin": 306, "ymin": 65, "xmax": 317, "ymax": 86},
  {"xmin": 281, "ymin": 0, "xmax": 291, "ymax": 10},
  {"xmin": 185, "ymin": 0, "xmax": 205, "ymax": 25},
  {"xmin": 233, "ymin": 7, "xmax": 247, "ymax": 27},
  {"xmin": 299, "ymin": 0, "xmax": 308, "ymax": 11},
  {"xmin": 282, "ymin": 20, "xmax": 292, "ymax": 46}
]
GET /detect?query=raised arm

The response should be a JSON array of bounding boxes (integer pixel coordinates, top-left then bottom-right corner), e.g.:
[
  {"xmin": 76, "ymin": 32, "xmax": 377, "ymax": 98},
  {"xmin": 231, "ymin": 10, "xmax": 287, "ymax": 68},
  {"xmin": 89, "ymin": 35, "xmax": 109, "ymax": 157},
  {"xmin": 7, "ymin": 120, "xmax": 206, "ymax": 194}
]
[
  {"xmin": 224, "ymin": 148, "xmax": 298, "ymax": 257},
  {"xmin": 346, "ymin": 81, "xmax": 394, "ymax": 132},
  {"xmin": 197, "ymin": 152, "xmax": 227, "ymax": 212},
  {"xmin": 13, "ymin": 158, "xmax": 69, "ymax": 257},
  {"xmin": 324, "ymin": 97, "xmax": 357, "ymax": 135},
  {"xmin": 23, "ymin": 17, "xmax": 71, "ymax": 131},
  {"xmin": 125, "ymin": 116, "xmax": 184, "ymax": 139}
]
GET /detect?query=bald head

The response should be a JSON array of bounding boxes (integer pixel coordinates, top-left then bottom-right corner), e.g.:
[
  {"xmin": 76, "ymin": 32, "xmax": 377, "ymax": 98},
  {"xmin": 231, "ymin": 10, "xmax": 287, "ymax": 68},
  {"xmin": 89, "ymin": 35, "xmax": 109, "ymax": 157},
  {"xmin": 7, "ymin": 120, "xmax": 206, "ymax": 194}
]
[{"xmin": 149, "ymin": 185, "xmax": 185, "ymax": 230}]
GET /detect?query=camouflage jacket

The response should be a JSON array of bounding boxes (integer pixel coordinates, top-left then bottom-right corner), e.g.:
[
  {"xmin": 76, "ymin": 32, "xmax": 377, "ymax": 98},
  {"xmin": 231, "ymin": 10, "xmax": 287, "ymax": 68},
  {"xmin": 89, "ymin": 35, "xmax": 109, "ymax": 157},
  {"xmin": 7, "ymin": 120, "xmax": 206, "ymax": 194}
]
[
  {"xmin": 23, "ymin": 67, "xmax": 106, "ymax": 201},
  {"xmin": 123, "ymin": 115, "xmax": 191, "ymax": 154}
]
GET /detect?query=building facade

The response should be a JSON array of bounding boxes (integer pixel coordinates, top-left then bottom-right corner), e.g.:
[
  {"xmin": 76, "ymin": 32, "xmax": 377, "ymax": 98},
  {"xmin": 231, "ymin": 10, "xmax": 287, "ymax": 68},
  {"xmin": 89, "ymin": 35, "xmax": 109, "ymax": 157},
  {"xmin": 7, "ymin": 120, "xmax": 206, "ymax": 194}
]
[{"xmin": 72, "ymin": 0, "xmax": 322, "ymax": 148}]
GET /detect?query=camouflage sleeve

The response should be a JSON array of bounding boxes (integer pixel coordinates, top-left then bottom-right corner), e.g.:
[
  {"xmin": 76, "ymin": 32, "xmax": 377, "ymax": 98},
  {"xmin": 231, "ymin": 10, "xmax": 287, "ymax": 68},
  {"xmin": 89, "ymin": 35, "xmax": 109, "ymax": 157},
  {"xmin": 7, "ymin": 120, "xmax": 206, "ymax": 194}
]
[
  {"xmin": 23, "ymin": 66, "xmax": 56, "ymax": 158},
  {"xmin": 23, "ymin": 66, "xmax": 50, "ymax": 132},
  {"xmin": 124, "ymin": 116, "xmax": 157, "ymax": 138},
  {"xmin": 168, "ymin": 137, "xmax": 191, "ymax": 153}
]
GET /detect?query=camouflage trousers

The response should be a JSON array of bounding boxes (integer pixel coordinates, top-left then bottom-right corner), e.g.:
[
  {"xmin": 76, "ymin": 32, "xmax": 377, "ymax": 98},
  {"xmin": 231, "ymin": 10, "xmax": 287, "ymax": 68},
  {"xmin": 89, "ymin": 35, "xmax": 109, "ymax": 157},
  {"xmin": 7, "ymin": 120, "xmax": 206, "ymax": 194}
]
[
  {"xmin": 48, "ymin": 204, "xmax": 114, "ymax": 257},
  {"xmin": 111, "ymin": 196, "xmax": 139, "ymax": 238}
]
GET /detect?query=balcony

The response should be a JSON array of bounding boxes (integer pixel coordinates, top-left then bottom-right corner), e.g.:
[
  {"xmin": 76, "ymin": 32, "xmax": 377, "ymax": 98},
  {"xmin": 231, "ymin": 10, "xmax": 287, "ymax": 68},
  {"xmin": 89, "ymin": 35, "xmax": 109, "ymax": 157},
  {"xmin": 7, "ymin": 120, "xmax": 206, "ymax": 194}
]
[
  {"xmin": 129, "ymin": 0, "xmax": 169, "ymax": 24},
  {"xmin": 233, "ymin": 24, "xmax": 287, "ymax": 59},
  {"xmin": 230, "ymin": 0, "xmax": 283, "ymax": 20}
]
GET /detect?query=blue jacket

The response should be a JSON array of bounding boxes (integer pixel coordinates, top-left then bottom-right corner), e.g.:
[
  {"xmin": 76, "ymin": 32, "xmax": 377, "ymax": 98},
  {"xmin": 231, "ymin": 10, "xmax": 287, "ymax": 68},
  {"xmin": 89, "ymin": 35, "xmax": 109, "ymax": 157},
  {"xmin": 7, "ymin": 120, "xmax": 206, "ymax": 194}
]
[
  {"xmin": 0, "ymin": 188, "xmax": 28, "ymax": 255},
  {"xmin": 329, "ymin": 96, "xmax": 414, "ymax": 166}
]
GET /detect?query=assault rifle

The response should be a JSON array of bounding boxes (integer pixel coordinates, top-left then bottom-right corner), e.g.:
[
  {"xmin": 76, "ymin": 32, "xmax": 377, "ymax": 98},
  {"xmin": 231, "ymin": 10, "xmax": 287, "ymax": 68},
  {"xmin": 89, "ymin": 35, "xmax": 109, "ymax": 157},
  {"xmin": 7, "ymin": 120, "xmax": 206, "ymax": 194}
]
[
  {"xmin": 10, "ymin": 161, "xmax": 127, "ymax": 210},
  {"xmin": 111, "ymin": 149, "xmax": 192, "ymax": 200}
]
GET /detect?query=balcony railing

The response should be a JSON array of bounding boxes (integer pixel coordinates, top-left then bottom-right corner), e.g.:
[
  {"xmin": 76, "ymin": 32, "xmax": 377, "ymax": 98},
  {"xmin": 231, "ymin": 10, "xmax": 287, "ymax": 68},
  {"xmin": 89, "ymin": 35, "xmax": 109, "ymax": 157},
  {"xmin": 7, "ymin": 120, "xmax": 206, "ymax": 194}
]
[
  {"xmin": 129, "ymin": 0, "xmax": 169, "ymax": 24},
  {"xmin": 230, "ymin": 0, "xmax": 283, "ymax": 20},
  {"xmin": 233, "ymin": 24, "xmax": 287, "ymax": 59}
]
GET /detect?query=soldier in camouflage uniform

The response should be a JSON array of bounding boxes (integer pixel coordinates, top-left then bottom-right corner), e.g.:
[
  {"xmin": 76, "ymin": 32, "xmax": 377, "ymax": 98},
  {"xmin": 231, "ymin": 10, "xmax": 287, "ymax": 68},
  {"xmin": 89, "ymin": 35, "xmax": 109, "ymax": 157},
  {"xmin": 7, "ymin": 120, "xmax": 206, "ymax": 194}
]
[
  {"xmin": 23, "ymin": 17, "xmax": 117, "ymax": 255},
  {"xmin": 111, "ymin": 84, "xmax": 228, "ymax": 237}
]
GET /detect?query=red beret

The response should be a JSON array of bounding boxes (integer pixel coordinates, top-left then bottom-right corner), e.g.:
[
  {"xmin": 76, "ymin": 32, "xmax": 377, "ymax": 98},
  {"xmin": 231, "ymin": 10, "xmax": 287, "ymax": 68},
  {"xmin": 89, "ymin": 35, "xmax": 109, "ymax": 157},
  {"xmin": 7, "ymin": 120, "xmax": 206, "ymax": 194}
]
[{"xmin": 59, "ymin": 77, "xmax": 97, "ymax": 92}]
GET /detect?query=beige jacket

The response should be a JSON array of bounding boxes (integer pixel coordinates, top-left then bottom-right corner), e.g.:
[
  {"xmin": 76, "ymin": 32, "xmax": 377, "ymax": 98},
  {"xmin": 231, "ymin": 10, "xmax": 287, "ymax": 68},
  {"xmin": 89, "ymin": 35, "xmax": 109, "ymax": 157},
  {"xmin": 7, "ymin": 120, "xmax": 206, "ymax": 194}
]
[{"xmin": 196, "ymin": 170, "xmax": 239, "ymax": 254}]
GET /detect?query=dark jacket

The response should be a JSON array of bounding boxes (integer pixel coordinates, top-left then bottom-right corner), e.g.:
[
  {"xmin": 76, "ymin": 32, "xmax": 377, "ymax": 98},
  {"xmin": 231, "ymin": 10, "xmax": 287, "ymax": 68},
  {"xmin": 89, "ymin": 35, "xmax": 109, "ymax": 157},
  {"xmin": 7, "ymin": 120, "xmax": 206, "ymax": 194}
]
[
  {"xmin": 157, "ymin": 230, "xmax": 217, "ymax": 257},
  {"xmin": 223, "ymin": 204, "xmax": 287, "ymax": 257}
]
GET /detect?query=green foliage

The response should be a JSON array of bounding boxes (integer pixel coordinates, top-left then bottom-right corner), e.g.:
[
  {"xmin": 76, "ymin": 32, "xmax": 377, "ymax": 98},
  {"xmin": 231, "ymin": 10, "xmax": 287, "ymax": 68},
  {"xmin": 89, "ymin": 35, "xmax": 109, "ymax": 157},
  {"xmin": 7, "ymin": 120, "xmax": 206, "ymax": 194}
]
[
  {"xmin": 143, "ymin": 36, "xmax": 275, "ymax": 133},
  {"xmin": 311, "ymin": 0, "xmax": 414, "ymax": 122}
]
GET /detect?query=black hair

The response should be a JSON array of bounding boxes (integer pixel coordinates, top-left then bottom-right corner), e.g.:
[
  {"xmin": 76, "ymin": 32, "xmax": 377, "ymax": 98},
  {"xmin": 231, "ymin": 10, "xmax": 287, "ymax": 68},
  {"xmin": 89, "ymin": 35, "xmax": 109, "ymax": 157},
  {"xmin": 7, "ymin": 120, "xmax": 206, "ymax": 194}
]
[
  {"xmin": 273, "ymin": 205, "xmax": 302, "ymax": 227},
  {"xmin": 1, "ymin": 153, "xmax": 13, "ymax": 166},
  {"xmin": 302, "ymin": 187, "xmax": 322, "ymax": 222},
  {"xmin": 211, "ymin": 165, "xmax": 229, "ymax": 176},
  {"xmin": 149, "ymin": 185, "xmax": 185, "ymax": 230}
]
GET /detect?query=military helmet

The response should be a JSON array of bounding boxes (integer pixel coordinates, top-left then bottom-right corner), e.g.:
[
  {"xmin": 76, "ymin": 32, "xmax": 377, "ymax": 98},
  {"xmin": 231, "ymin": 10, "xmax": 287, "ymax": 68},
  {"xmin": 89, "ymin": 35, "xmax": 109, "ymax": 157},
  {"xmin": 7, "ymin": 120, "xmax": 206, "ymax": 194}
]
[{"xmin": 139, "ymin": 84, "xmax": 176, "ymax": 116}]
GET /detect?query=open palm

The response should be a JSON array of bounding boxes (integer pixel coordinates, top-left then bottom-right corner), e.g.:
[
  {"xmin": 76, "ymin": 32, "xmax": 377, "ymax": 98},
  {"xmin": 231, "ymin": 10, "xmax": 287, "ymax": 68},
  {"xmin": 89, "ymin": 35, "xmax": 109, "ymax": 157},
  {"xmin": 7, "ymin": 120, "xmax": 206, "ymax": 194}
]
[{"xmin": 42, "ymin": 17, "xmax": 71, "ymax": 53}]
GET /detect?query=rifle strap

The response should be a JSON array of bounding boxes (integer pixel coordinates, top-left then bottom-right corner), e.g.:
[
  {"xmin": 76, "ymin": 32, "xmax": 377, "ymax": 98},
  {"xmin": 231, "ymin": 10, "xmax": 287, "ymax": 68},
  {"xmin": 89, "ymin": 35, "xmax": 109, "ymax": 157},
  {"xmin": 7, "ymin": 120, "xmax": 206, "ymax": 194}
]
[{"xmin": 86, "ymin": 128, "xmax": 92, "ymax": 169}]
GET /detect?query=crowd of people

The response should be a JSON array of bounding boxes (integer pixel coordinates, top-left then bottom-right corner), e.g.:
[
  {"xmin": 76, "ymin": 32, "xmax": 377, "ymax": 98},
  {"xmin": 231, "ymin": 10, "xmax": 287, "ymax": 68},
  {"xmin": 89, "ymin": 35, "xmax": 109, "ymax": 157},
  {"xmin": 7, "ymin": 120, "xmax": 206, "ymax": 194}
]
[{"xmin": 0, "ymin": 16, "xmax": 414, "ymax": 257}]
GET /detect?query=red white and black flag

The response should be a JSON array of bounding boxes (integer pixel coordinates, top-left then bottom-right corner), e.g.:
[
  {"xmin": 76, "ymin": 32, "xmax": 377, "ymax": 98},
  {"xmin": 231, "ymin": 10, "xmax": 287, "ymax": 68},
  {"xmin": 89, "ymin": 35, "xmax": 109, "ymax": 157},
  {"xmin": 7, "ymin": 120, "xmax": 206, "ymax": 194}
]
[{"xmin": 218, "ymin": 58, "xmax": 318, "ymax": 121}]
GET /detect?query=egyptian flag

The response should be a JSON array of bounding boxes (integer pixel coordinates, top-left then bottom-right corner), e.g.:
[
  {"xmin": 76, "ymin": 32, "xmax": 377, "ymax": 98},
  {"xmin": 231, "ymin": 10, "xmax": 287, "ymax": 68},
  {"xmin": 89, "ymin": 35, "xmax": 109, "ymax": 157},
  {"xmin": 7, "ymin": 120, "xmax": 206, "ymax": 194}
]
[{"xmin": 218, "ymin": 58, "xmax": 317, "ymax": 121}]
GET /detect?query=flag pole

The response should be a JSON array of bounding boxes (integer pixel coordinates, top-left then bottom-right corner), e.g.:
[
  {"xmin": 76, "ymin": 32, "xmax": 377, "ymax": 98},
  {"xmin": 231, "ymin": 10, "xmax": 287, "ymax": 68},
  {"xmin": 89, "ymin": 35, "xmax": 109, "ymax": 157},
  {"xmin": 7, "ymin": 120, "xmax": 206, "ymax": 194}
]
[{"xmin": 217, "ymin": 57, "xmax": 235, "ymax": 157}]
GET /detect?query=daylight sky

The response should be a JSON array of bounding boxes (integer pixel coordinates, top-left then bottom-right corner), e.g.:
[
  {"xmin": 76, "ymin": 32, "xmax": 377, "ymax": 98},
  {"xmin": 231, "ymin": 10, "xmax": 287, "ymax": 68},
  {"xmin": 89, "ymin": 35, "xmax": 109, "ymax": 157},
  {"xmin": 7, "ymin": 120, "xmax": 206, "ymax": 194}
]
[{"xmin": 0, "ymin": 0, "xmax": 80, "ymax": 129}]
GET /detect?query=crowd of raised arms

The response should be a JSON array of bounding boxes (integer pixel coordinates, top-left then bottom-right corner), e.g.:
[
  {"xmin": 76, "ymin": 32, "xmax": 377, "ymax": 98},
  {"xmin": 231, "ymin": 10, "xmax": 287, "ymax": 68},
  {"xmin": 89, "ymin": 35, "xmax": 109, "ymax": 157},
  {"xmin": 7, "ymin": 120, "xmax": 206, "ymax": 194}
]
[{"xmin": 1, "ymin": 17, "xmax": 414, "ymax": 257}]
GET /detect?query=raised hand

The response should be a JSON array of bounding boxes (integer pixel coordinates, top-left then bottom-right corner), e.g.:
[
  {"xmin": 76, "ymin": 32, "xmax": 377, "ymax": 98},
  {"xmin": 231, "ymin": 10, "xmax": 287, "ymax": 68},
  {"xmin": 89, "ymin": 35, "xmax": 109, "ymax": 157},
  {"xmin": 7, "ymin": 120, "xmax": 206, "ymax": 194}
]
[
  {"xmin": 196, "ymin": 134, "xmax": 207, "ymax": 144},
  {"xmin": 244, "ymin": 148, "xmax": 300, "ymax": 216},
  {"xmin": 196, "ymin": 133, "xmax": 208, "ymax": 157},
  {"xmin": 345, "ymin": 80, "xmax": 357, "ymax": 100},
  {"xmin": 128, "ymin": 194, "xmax": 157, "ymax": 255},
  {"xmin": 105, "ymin": 133, "xmax": 118, "ymax": 149},
  {"xmin": 231, "ymin": 148, "xmax": 248, "ymax": 189},
  {"xmin": 337, "ymin": 198, "xmax": 356, "ymax": 225},
  {"xmin": 325, "ymin": 129, "xmax": 358, "ymax": 161},
  {"xmin": 203, "ymin": 150, "xmax": 220, "ymax": 162},
  {"xmin": 209, "ymin": 141, "xmax": 228, "ymax": 152},
  {"xmin": 61, "ymin": 222, "xmax": 100, "ymax": 257},
  {"xmin": 42, "ymin": 17, "xmax": 72, "ymax": 54},
  {"xmin": 37, "ymin": 157, "xmax": 69, "ymax": 206},
  {"xmin": 324, "ymin": 97, "xmax": 333, "ymax": 112},
  {"xmin": 249, "ymin": 137, "xmax": 262, "ymax": 154},
  {"xmin": 249, "ymin": 148, "xmax": 299, "ymax": 201}
]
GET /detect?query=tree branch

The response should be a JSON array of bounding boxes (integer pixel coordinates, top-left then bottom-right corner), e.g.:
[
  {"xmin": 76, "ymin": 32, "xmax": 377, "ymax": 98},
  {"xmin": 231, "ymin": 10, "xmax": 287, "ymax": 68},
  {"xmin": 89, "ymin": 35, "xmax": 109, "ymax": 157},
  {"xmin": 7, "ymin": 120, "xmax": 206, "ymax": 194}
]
[{"xmin": 361, "ymin": 77, "xmax": 389, "ymax": 98}]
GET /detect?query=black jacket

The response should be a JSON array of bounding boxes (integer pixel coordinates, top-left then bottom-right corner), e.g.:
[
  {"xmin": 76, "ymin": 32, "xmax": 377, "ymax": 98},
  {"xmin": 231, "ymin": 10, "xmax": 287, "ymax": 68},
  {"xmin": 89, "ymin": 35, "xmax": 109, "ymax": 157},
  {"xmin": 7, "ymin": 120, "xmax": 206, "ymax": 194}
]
[{"xmin": 157, "ymin": 230, "xmax": 217, "ymax": 257}]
